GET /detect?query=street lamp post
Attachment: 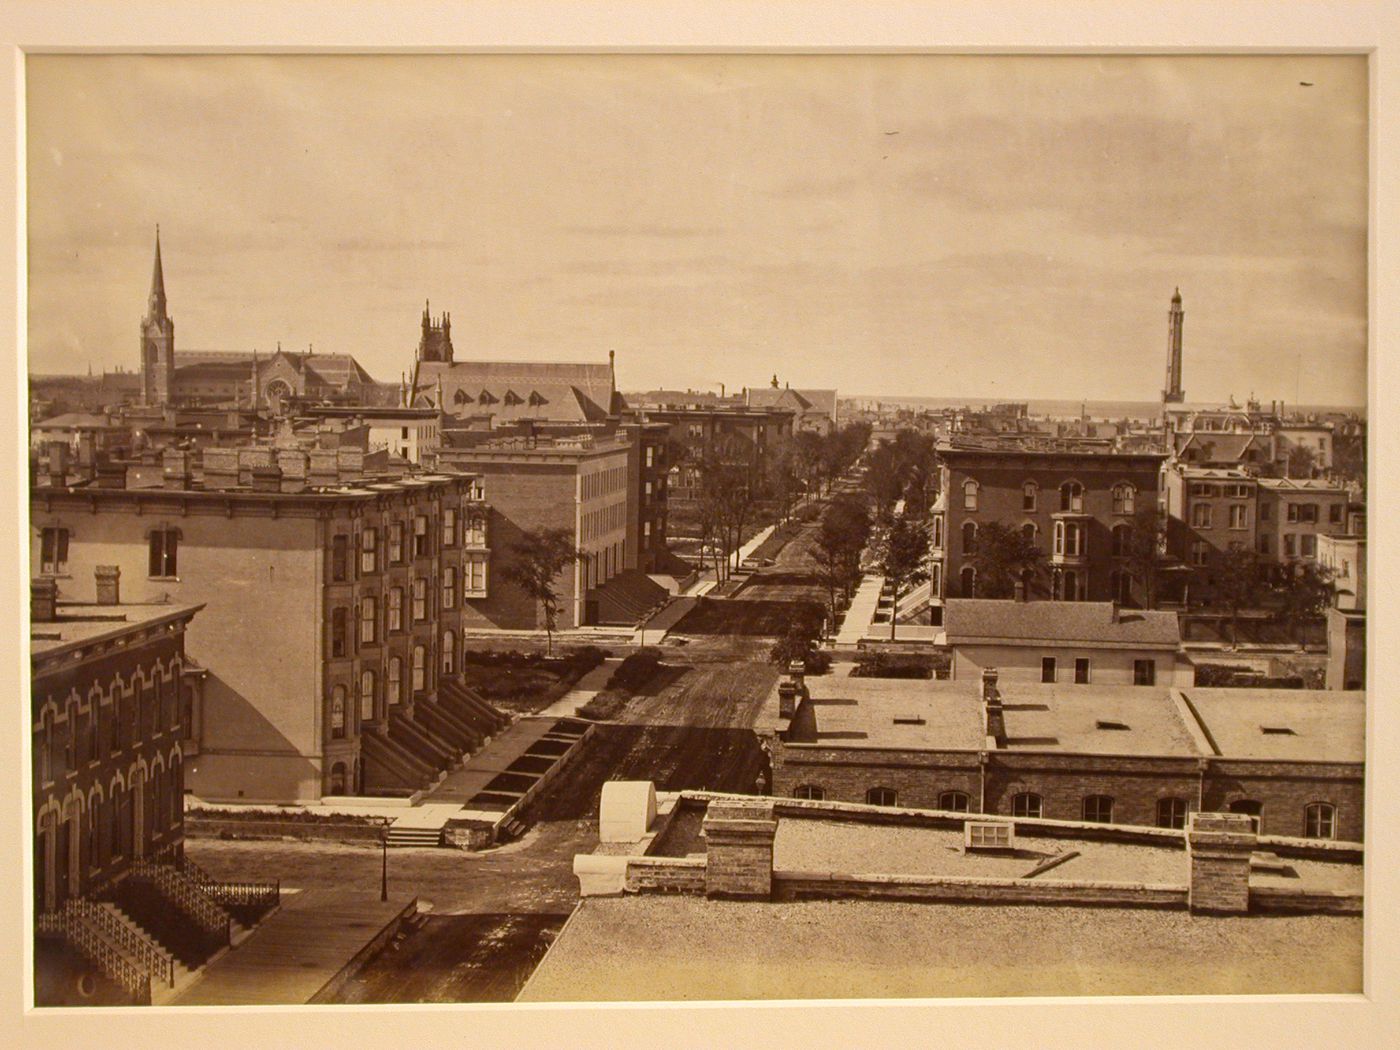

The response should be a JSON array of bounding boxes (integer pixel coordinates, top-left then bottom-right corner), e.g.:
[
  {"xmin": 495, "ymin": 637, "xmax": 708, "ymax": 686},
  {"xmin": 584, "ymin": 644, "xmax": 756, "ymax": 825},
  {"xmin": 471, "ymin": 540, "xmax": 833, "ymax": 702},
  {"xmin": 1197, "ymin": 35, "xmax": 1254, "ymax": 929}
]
[{"xmin": 380, "ymin": 822, "xmax": 389, "ymax": 902}]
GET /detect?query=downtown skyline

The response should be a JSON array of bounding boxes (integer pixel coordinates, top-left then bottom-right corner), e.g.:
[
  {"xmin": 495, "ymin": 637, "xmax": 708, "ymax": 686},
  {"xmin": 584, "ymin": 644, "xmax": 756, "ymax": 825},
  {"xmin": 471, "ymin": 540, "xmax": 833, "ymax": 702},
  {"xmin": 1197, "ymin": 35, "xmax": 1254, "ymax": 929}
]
[{"xmin": 26, "ymin": 53, "xmax": 1367, "ymax": 407}]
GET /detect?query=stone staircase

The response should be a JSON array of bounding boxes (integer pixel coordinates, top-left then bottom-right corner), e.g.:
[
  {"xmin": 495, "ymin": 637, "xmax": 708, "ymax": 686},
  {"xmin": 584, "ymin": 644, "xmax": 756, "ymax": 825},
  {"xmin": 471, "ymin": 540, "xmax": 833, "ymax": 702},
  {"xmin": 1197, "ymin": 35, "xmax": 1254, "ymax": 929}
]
[
  {"xmin": 363, "ymin": 678, "xmax": 512, "ymax": 795},
  {"xmin": 385, "ymin": 825, "xmax": 443, "ymax": 848}
]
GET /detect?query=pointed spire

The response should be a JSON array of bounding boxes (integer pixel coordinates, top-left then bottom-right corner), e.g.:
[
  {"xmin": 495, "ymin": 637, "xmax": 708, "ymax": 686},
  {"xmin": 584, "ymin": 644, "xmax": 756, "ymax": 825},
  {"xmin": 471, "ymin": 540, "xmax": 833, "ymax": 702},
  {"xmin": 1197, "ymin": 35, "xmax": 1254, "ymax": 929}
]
[{"xmin": 147, "ymin": 225, "xmax": 168, "ymax": 319}]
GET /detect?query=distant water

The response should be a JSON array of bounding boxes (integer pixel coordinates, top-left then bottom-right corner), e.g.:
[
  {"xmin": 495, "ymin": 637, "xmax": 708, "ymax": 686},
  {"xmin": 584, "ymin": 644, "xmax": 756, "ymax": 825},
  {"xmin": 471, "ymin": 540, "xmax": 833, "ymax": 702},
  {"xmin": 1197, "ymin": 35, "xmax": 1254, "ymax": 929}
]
[{"xmin": 847, "ymin": 396, "xmax": 1365, "ymax": 421}]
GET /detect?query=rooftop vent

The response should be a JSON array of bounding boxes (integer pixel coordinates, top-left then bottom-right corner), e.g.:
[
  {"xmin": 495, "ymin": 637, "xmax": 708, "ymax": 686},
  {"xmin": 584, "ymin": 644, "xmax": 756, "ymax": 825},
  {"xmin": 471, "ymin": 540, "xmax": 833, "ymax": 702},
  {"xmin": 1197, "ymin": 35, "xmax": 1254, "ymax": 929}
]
[
  {"xmin": 1260, "ymin": 726, "xmax": 1296, "ymax": 735},
  {"xmin": 1095, "ymin": 720, "xmax": 1130, "ymax": 731},
  {"xmin": 892, "ymin": 715, "xmax": 926, "ymax": 726},
  {"xmin": 964, "ymin": 820, "xmax": 1016, "ymax": 852}
]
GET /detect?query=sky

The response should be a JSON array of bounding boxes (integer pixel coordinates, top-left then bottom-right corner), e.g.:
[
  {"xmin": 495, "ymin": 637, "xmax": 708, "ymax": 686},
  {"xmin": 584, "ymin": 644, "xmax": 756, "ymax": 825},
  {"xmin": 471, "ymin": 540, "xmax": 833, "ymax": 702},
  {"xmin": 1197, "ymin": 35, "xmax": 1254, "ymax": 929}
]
[{"xmin": 25, "ymin": 53, "xmax": 1368, "ymax": 406}]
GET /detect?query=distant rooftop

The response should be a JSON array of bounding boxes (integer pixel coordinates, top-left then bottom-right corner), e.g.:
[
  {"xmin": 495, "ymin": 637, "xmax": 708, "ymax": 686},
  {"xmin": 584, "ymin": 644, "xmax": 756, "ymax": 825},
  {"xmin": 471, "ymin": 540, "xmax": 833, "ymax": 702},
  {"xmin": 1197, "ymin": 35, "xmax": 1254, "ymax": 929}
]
[
  {"xmin": 31, "ymin": 600, "xmax": 204, "ymax": 662},
  {"xmin": 1181, "ymin": 688, "xmax": 1365, "ymax": 763},
  {"xmin": 943, "ymin": 599, "xmax": 1182, "ymax": 650}
]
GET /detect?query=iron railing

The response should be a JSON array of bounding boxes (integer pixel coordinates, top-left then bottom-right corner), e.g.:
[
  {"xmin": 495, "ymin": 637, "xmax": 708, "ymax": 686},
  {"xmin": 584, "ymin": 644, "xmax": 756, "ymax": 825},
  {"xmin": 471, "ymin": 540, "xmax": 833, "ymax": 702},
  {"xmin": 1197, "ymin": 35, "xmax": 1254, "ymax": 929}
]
[
  {"xmin": 37, "ymin": 909, "xmax": 152, "ymax": 1004},
  {"xmin": 64, "ymin": 899, "xmax": 175, "ymax": 988}
]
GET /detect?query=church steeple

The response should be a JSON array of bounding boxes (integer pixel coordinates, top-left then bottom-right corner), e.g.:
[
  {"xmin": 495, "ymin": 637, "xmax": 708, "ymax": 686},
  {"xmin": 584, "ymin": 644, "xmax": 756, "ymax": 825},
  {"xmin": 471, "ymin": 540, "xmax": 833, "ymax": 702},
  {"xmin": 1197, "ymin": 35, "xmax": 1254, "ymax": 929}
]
[{"xmin": 147, "ymin": 225, "xmax": 168, "ymax": 322}]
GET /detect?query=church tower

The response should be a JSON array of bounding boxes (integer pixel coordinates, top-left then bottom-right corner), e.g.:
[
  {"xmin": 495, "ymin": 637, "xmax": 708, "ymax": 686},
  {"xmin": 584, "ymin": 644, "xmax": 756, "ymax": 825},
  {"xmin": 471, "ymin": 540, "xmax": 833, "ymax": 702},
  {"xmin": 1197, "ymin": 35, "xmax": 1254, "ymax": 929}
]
[
  {"xmin": 1162, "ymin": 287, "xmax": 1185, "ymax": 404},
  {"xmin": 417, "ymin": 300, "xmax": 454, "ymax": 363},
  {"xmin": 140, "ymin": 228, "xmax": 176, "ymax": 405}
]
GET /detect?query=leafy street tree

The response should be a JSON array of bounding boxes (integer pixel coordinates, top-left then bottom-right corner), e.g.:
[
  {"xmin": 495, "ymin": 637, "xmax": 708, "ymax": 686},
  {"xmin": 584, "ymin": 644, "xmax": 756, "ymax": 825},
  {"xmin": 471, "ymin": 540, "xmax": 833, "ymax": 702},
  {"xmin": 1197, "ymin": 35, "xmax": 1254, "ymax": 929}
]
[
  {"xmin": 1213, "ymin": 542, "xmax": 1266, "ymax": 649},
  {"xmin": 1286, "ymin": 443, "xmax": 1318, "ymax": 479},
  {"xmin": 1272, "ymin": 561, "xmax": 1336, "ymax": 649},
  {"xmin": 968, "ymin": 521, "xmax": 1045, "ymax": 599},
  {"xmin": 1122, "ymin": 505, "xmax": 1169, "ymax": 608},
  {"xmin": 812, "ymin": 494, "xmax": 872, "ymax": 633},
  {"xmin": 498, "ymin": 527, "xmax": 584, "ymax": 655},
  {"xmin": 876, "ymin": 514, "xmax": 930, "ymax": 641}
]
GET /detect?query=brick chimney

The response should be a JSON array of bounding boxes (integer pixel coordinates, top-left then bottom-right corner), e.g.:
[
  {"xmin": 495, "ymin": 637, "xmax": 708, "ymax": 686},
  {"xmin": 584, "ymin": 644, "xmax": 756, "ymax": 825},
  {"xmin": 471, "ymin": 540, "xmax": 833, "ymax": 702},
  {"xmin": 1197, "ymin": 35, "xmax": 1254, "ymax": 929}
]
[
  {"xmin": 45, "ymin": 441, "xmax": 69, "ymax": 488},
  {"xmin": 92, "ymin": 457, "xmax": 127, "ymax": 489},
  {"xmin": 250, "ymin": 463, "xmax": 283, "ymax": 493},
  {"xmin": 31, "ymin": 577, "xmax": 58, "ymax": 623},
  {"xmin": 982, "ymin": 667, "xmax": 1006, "ymax": 747},
  {"xmin": 702, "ymin": 798, "xmax": 777, "ymax": 899},
  {"xmin": 95, "ymin": 565, "xmax": 121, "ymax": 605},
  {"xmin": 1186, "ymin": 812, "xmax": 1257, "ymax": 914},
  {"xmin": 162, "ymin": 449, "xmax": 192, "ymax": 490},
  {"xmin": 1013, "ymin": 579, "xmax": 1027, "ymax": 602},
  {"xmin": 202, "ymin": 447, "xmax": 240, "ymax": 490}
]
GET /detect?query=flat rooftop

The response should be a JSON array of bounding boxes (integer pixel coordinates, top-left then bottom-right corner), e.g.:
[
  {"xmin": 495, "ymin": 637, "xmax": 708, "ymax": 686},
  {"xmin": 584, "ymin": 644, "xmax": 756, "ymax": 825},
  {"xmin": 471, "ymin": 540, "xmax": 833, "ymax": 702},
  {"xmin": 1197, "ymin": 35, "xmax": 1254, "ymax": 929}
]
[
  {"xmin": 943, "ymin": 599, "xmax": 1181, "ymax": 650},
  {"xmin": 788, "ymin": 677, "xmax": 985, "ymax": 751},
  {"xmin": 518, "ymin": 896, "xmax": 1360, "ymax": 1001},
  {"xmin": 1182, "ymin": 688, "xmax": 1365, "ymax": 763},
  {"xmin": 31, "ymin": 601, "xmax": 204, "ymax": 659},
  {"xmin": 999, "ymin": 684, "xmax": 1200, "ymax": 756}
]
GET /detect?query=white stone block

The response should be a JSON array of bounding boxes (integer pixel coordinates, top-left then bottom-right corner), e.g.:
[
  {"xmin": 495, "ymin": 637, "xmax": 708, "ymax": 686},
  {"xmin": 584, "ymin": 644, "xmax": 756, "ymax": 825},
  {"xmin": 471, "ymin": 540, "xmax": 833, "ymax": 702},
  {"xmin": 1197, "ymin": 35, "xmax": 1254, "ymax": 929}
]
[{"xmin": 599, "ymin": 780, "xmax": 657, "ymax": 843}]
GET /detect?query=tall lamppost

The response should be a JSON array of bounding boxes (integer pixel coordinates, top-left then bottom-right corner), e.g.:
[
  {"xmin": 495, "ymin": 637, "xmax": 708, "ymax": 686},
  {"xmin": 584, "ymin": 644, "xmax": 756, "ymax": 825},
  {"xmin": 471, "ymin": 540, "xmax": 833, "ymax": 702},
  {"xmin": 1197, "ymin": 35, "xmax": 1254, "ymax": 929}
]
[{"xmin": 380, "ymin": 821, "xmax": 389, "ymax": 902}]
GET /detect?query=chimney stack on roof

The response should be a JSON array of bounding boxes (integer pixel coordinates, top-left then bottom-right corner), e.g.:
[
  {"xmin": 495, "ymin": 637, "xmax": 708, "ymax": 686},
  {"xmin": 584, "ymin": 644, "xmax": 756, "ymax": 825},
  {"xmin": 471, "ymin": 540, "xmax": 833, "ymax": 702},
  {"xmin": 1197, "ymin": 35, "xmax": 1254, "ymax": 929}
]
[
  {"xmin": 982, "ymin": 667, "xmax": 1006, "ymax": 748},
  {"xmin": 31, "ymin": 577, "xmax": 58, "ymax": 624},
  {"xmin": 95, "ymin": 565, "xmax": 121, "ymax": 606}
]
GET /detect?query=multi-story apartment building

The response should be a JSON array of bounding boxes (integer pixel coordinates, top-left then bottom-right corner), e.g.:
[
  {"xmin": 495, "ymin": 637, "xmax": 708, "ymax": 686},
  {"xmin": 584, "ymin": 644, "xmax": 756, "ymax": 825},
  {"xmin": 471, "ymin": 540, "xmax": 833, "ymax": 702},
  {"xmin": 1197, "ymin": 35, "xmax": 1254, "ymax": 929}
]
[
  {"xmin": 621, "ymin": 421, "xmax": 674, "ymax": 575},
  {"xmin": 931, "ymin": 445, "xmax": 1165, "ymax": 613},
  {"xmin": 1161, "ymin": 465, "xmax": 1258, "ymax": 598},
  {"xmin": 1254, "ymin": 477, "xmax": 1350, "ymax": 568},
  {"xmin": 622, "ymin": 404, "xmax": 795, "ymax": 503},
  {"xmin": 30, "ymin": 448, "xmax": 503, "ymax": 803}
]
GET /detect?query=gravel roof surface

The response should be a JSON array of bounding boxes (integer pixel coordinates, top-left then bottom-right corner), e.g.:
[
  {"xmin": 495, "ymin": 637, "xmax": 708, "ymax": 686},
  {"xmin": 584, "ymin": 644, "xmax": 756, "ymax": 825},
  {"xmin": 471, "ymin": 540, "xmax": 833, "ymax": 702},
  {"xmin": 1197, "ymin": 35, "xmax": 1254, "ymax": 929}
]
[
  {"xmin": 773, "ymin": 818, "xmax": 1188, "ymax": 884},
  {"xmin": 518, "ymin": 897, "xmax": 1361, "ymax": 1001},
  {"xmin": 1184, "ymin": 688, "xmax": 1364, "ymax": 762}
]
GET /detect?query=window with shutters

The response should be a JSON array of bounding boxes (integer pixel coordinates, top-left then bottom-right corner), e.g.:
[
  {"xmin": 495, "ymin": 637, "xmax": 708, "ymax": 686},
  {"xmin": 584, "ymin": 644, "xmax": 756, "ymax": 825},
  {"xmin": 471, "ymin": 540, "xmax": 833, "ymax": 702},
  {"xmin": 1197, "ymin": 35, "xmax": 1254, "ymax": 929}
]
[{"xmin": 40, "ymin": 527, "xmax": 70, "ymax": 575}]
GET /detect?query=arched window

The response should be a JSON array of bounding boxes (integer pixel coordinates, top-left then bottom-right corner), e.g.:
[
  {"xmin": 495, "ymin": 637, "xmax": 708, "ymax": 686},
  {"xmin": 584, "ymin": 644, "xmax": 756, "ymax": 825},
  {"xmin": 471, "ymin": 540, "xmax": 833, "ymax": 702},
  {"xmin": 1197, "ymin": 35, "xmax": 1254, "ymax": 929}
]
[
  {"xmin": 1112, "ymin": 484, "xmax": 1136, "ymax": 515},
  {"xmin": 1060, "ymin": 481, "xmax": 1084, "ymax": 513},
  {"xmin": 1022, "ymin": 481, "xmax": 1038, "ymax": 512},
  {"xmin": 960, "ymin": 565, "xmax": 976, "ymax": 598},
  {"xmin": 938, "ymin": 790, "xmax": 970, "ymax": 813},
  {"xmin": 793, "ymin": 784, "xmax": 825, "ymax": 801},
  {"xmin": 329, "ymin": 762, "xmax": 347, "ymax": 795},
  {"xmin": 360, "ymin": 670, "xmax": 376, "ymax": 723},
  {"xmin": 411, "ymin": 645, "xmax": 426, "ymax": 692},
  {"xmin": 962, "ymin": 521, "xmax": 977, "ymax": 555},
  {"xmin": 866, "ymin": 787, "xmax": 898, "ymax": 807},
  {"xmin": 1156, "ymin": 798, "xmax": 1189, "ymax": 829},
  {"xmin": 1228, "ymin": 798, "xmax": 1263, "ymax": 833},
  {"xmin": 962, "ymin": 479, "xmax": 979, "ymax": 512},
  {"xmin": 1011, "ymin": 792, "xmax": 1042, "ymax": 819},
  {"xmin": 1112, "ymin": 523, "xmax": 1132, "ymax": 557},
  {"xmin": 388, "ymin": 656, "xmax": 403, "ymax": 706},
  {"xmin": 1083, "ymin": 795, "xmax": 1114, "ymax": 823},
  {"xmin": 329, "ymin": 686, "xmax": 346, "ymax": 740},
  {"xmin": 441, "ymin": 630, "xmax": 456, "ymax": 675},
  {"xmin": 1304, "ymin": 802, "xmax": 1336, "ymax": 839},
  {"xmin": 1058, "ymin": 569, "xmax": 1079, "ymax": 602},
  {"xmin": 441, "ymin": 566, "xmax": 457, "ymax": 610}
]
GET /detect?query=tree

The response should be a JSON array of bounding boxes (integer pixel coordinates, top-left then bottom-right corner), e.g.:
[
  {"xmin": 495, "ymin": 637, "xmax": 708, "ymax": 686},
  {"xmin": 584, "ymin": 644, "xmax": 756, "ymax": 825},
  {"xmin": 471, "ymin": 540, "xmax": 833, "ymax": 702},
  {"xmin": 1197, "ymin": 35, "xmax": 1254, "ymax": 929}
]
[
  {"xmin": 968, "ymin": 521, "xmax": 1045, "ymax": 599},
  {"xmin": 765, "ymin": 434, "xmax": 802, "ymax": 525},
  {"xmin": 875, "ymin": 514, "xmax": 930, "ymax": 641},
  {"xmin": 1214, "ymin": 543, "xmax": 1266, "ymax": 649},
  {"xmin": 498, "ymin": 528, "xmax": 584, "ymax": 655},
  {"xmin": 1122, "ymin": 505, "xmax": 1169, "ymax": 608},
  {"xmin": 1286, "ymin": 443, "xmax": 1318, "ymax": 479},
  {"xmin": 1272, "ymin": 561, "xmax": 1336, "ymax": 649},
  {"xmin": 812, "ymin": 494, "xmax": 872, "ymax": 632}
]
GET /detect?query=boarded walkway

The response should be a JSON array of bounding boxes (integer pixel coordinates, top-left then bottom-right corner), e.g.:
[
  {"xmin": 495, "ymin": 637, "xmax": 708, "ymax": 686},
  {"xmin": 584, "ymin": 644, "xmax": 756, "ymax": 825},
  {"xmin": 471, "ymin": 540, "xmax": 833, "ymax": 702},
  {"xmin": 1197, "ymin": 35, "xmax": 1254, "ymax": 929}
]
[
  {"xmin": 536, "ymin": 659, "xmax": 622, "ymax": 718},
  {"xmin": 835, "ymin": 574, "xmax": 884, "ymax": 646},
  {"xmin": 419, "ymin": 718, "xmax": 564, "ymax": 807},
  {"xmin": 168, "ymin": 890, "xmax": 416, "ymax": 1006}
]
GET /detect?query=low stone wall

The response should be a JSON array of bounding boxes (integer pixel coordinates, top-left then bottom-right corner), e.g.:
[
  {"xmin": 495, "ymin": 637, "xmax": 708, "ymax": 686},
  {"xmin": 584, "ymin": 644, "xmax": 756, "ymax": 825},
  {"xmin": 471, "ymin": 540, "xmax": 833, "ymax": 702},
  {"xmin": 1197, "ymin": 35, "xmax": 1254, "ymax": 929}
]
[
  {"xmin": 186, "ymin": 817, "xmax": 385, "ymax": 844},
  {"xmin": 1249, "ymin": 886, "xmax": 1365, "ymax": 915},
  {"xmin": 773, "ymin": 871, "xmax": 1187, "ymax": 909},
  {"xmin": 624, "ymin": 857, "xmax": 707, "ymax": 895}
]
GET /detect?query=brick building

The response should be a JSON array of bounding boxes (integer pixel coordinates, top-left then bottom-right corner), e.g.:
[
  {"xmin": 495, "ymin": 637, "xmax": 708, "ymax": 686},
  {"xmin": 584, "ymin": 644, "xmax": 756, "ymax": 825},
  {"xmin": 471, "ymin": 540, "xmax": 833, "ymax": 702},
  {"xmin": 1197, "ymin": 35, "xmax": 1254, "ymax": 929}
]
[
  {"xmin": 30, "ymin": 449, "xmax": 504, "ymax": 803},
  {"xmin": 932, "ymin": 445, "xmax": 1166, "ymax": 612},
  {"xmin": 1161, "ymin": 465, "xmax": 1257, "ymax": 601},
  {"xmin": 431, "ymin": 429, "xmax": 668, "ymax": 628},
  {"xmin": 942, "ymin": 599, "xmax": 1192, "ymax": 688},
  {"xmin": 1254, "ymin": 477, "xmax": 1350, "ymax": 567},
  {"xmin": 622, "ymin": 404, "xmax": 796, "ymax": 505},
  {"xmin": 764, "ymin": 668, "xmax": 1364, "ymax": 842}
]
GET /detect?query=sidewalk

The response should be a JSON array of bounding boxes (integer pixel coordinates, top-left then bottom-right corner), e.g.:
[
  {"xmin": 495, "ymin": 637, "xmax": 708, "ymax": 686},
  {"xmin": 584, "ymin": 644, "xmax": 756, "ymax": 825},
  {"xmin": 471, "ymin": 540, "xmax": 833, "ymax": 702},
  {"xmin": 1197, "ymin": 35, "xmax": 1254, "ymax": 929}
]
[
  {"xmin": 679, "ymin": 524, "xmax": 779, "ymax": 598},
  {"xmin": 835, "ymin": 574, "xmax": 885, "ymax": 646},
  {"xmin": 536, "ymin": 657, "xmax": 622, "ymax": 718}
]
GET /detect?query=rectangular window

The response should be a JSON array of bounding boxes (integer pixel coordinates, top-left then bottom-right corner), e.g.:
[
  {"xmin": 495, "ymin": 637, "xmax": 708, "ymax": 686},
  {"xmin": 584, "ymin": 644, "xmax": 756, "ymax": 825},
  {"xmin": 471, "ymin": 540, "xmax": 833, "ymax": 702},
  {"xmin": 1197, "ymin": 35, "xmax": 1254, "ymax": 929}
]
[
  {"xmin": 442, "ymin": 507, "xmax": 457, "ymax": 547},
  {"xmin": 1300, "ymin": 504, "xmax": 1319, "ymax": 524},
  {"xmin": 331, "ymin": 607, "xmax": 349, "ymax": 658},
  {"xmin": 413, "ymin": 516, "xmax": 430, "ymax": 557},
  {"xmin": 1190, "ymin": 540, "xmax": 1209, "ymax": 566},
  {"xmin": 1287, "ymin": 504, "xmax": 1300, "ymax": 524},
  {"xmin": 149, "ymin": 529, "xmax": 179, "ymax": 578},
  {"xmin": 1191, "ymin": 504, "xmax": 1212, "ymax": 529},
  {"xmin": 1284, "ymin": 534, "xmax": 1296, "ymax": 558},
  {"xmin": 1329, "ymin": 504, "xmax": 1343, "ymax": 524},
  {"xmin": 468, "ymin": 478, "xmax": 485, "ymax": 501},
  {"xmin": 331, "ymin": 534, "xmax": 348, "ymax": 581},
  {"xmin": 645, "ymin": 446, "xmax": 654, "ymax": 467},
  {"xmin": 412, "ymin": 578, "xmax": 427, "ymax": 622},
  {"xmin": 1074, "ymin": 658, "xmax": 1091, "ymax": 684},
  {"xmin": 1229, "ymin": 505, "xmax": 1248, "ymax": 530},
  {"xmin": 388, "ymin": 521, "xmax": 404, "ymax": 563},
  {"xmin": 40, "ymin": 527, "xmax": 70, "ymax": 575},
  {"xmin": 388, "ymin": 587, "xmax": 403, "ymax": 632},
  {"xmin": 465, "ymin": 554, "xmax": 488, "ymax": 593},
  {"xmin": 1133, "ymin": 659, "xmax": 1156, "ymax": 686},
  {"xmin": 360, "ymin": 596, "xmax": 377, "ymax": 645},
  {"xmin": 1041, "ymin": 657, "xmax": 1056, "ymax": 683},
  {"xmin": 1300, "ymin": 534, "xmax": 1317, "ymax": 558},
  {"xmin": 442, "ymin": 565, "xmax": 457, "ymax": 609},
  {"xmin": 465, "ymin": 514, "xmax": 486, "ymax": 547},
  {"xmin": 360, "ymin": 528, "xmax": 378, "ymax": 574}
]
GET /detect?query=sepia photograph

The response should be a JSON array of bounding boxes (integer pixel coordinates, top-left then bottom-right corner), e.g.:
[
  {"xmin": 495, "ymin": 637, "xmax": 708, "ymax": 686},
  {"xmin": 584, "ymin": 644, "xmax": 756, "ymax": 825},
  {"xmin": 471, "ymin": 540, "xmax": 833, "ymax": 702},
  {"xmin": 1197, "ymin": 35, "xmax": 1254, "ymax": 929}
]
[{"xmin": 11, "ymin": 14, "xmax": 1393, "ymax": 1044}]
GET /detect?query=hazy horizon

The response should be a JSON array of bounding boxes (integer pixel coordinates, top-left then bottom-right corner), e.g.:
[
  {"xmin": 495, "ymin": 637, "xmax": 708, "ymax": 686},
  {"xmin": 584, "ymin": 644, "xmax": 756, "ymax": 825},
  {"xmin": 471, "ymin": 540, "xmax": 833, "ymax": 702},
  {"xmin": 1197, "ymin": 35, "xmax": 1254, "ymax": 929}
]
[{"xmin": 26, "ymin": 54, "xmax": 1367, "ymax": 406}]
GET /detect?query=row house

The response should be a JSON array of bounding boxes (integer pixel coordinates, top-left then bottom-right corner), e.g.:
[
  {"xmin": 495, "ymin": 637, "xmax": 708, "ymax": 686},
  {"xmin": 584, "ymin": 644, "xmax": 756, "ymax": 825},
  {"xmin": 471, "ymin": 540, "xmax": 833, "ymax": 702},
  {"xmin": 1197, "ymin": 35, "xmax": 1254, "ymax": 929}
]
[
  {"xmin": 931, "ymin": 445, "xmax": 1166, "ymax": 615},
  {"xmin": 1254, "ymin": 478, "xmax": 1351, "ymax": 568},
  {"xmin": 30, "ymin": 449, "xmax": 503, "ymax": 804},
  {"xmin": 623, "ymin": 405, "xmax": 795, "ymax": 503},
  {"xmin": 1161, "ymin": 466, "xmax": 1257, "ymax": 599}
]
